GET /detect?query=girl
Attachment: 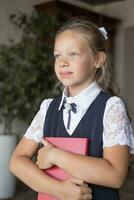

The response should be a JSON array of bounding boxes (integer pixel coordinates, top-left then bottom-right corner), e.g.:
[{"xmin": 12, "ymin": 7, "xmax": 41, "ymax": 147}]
[{"xmin": 10, "ymin": 17, "xmax": 134, "ymax": 200}]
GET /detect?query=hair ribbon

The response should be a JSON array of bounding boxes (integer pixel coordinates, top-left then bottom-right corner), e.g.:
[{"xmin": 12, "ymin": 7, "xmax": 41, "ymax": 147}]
[{"xmin": 98, "ymin": 27, "xmax": 108, "ymax": 40}]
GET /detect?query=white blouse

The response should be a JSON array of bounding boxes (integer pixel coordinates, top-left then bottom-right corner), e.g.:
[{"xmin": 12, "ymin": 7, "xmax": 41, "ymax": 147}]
[{"xmin": 24, "ymin": 82, "xmax": 134, "ymax": 154}]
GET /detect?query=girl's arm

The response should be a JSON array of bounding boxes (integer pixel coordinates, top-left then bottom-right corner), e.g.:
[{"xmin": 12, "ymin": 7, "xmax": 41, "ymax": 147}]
[
  {"xmin": 9, "ymin": 137, "xmax": 61, "ymax": 195},
  {"xmin": 9, "ymin": 137, "xmax": 92, "ymax": 200},
  {"xmin": 37, "ymin": 140, "xmax": 129, "ymax": 188}
]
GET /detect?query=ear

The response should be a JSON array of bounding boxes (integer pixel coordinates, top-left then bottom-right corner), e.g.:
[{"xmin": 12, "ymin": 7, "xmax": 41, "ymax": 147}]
[{"xmin": 94, "ymin": 52, "xmax": 106, "ymax": 69}]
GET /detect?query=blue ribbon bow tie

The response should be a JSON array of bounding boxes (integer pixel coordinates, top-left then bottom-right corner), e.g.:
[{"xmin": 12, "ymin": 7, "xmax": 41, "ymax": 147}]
[{"xmin": 62, "ymin": 98, "xmax": 77, "ymax": 130}]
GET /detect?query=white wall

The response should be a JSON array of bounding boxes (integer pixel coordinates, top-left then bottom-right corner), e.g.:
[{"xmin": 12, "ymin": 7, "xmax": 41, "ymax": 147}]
[
  {"xmin": 0, "ymin": 0, "xmax": 50, "ymax": 44},
  {"xmin": 95, "ymin": 0, "xmax": 134, "ymax": 28}
]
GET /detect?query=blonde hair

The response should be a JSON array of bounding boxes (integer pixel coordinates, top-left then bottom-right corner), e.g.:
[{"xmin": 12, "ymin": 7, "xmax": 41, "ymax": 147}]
[{"xmin": 53, "ymin": 17, "xmax": 119, "ymax": 96}]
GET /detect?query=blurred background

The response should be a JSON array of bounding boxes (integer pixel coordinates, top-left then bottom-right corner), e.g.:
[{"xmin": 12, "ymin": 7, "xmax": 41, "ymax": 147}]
[{"xmin": 0, "ymin": 0, "xmax": 134, "ymax": 199}]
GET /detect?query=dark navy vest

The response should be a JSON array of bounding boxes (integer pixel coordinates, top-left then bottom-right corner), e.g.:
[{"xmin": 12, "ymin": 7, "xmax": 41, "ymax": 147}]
[{"xmin": 43, "ymin": 91, "xmax": 120, "ymax": 200}]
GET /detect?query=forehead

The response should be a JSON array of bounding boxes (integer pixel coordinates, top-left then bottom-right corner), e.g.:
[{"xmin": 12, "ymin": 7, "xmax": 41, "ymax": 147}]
[{"xmin": 54, "ymin": 30, "xmax": 90, "ymax": 51}]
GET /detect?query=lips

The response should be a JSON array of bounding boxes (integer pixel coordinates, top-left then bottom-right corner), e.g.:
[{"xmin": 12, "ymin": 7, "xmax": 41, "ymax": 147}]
[{"xmin": 59, "ymin": 71, "xmax": 73, "ymax": 78}]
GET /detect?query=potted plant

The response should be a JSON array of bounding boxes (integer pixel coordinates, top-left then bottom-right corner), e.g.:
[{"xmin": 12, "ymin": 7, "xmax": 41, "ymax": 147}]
[
  {"xmin": 0, "ymin": 43, "xmax": 19, "ymax": 199},
  {"xmin": 0, "ymin": 11, "xmax": 61, "ymax": 199}
]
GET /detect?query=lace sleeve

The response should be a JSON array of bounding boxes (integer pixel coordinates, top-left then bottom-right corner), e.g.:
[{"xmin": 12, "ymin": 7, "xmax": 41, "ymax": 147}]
[
  {"xmin": 24, "ymin": 99, "xmax": 53, "ymax": 143},
  {"xmin": 103, "ymin": 97, "xmax": 134, "ymax": 154}
]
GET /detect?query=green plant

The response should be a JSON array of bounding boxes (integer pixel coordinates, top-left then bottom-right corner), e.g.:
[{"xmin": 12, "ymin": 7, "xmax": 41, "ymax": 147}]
[{"xmin": 0, "ymin": 11, "xmax": 62, "ymax": 134}]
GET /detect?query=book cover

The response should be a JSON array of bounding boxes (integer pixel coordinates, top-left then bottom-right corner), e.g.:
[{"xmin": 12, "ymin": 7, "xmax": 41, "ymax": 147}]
[{"xmin": 38, "ymin": 137, "xmax": 89, "ymax": 200}]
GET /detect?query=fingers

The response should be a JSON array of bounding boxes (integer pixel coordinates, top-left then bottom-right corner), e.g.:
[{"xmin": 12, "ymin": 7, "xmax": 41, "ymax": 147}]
[
  {"xmin": 81, "ymin": 186, "xmax": 92, "ymax": 200},
  {"xmin": 36, "ymin": 160, "xmax": 42, "ymax": 169},
  {"xmin": 36, "ymin": 161, "xmax": 39, "ymax": 167},
  {"xmin": 82, "ymin": 193, "xmax": 93, "ymax": 200},
  {"xmin": 41, "ymin": 138, "xmax": 50, "ymax": 146},
  {"xmin": 70, "ymin": 177, "xmax": 86, "ymax": 186},
  {"xmin": 82, "ymin": 182, "xmax": 88, "ymax": 187},
  {"xmin": 69, "ymin": 177, "xmax": 92, "ymax": 199},
  {"xmin": 81, "ymin": 186, "xmax": 92, "ymax": 194}
]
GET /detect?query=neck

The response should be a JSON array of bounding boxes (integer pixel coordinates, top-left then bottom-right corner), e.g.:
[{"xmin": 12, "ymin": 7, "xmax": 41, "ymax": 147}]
[{"xmin": 68, "ymin": 80, "xmax": 95, "ymax": 97}]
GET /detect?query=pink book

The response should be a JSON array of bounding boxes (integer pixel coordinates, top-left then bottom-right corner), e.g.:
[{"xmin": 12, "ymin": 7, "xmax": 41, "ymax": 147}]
[{"xmin": 38, "ymin": 137, "xmax": 89, "ymax": 200}]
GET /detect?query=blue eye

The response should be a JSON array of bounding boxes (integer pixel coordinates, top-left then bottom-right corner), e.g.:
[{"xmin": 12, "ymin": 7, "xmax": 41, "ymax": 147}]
[
  {"xmin": 70, "ymin": 52, "xmax": 79, "ymax": 57},
  {"xmin": 54, "ymin": 54, "xmax": 60, "ymax": 59}
]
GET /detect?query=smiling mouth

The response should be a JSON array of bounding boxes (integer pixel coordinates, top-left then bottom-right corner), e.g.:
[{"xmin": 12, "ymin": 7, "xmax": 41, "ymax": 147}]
[{"xmin": 60, "ymin": 72, "xmax": 73, "ymax": 78}]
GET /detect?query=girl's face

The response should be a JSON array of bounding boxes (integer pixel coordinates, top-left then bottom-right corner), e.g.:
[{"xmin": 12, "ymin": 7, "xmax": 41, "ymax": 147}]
[{"xmin": 54, "ymin": 30, "xmax": 98, "ymax": 96}]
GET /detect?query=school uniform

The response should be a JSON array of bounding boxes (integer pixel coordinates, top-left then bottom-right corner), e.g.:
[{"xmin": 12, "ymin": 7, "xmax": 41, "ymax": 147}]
[{"xmin": 25, "ymin": 82, "xmax": 134, "ymax": 200}]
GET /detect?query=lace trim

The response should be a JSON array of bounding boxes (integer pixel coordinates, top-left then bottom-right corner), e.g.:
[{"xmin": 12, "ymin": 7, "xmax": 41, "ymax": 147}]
[
  {"xmin": 103, "ymin": 131, "xmax": 134, "ymax": 153},
  {"xmin": 24, "ymin": 99, "xmax": 53, "ymax": 143},
  {"xmin": 103, "ymin": 100, "xmax": 134, "ymax": 153},
  {"xmin": 24, "ymin": 110, "xmax": 44, "ymax": 143}
]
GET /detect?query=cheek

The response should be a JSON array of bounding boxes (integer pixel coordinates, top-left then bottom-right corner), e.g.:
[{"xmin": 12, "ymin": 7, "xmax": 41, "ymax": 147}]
[
  {"xmin": 54, "ymin": 64, "xmax": 61, "ymax": 80},
  {"xmin": 54, "ymin": 59, "xmax": 60, "ymax": 70},
  {"xmin": 75, "ymin": 59, "xmax": 95, "ymax": 78},
  {"xmin": 74, "ymin": 59, "xmax": 89, "ymax": 72},
  {"xmin": 54, "ymin": 63, "xmax": 58, "ymax": 76}
]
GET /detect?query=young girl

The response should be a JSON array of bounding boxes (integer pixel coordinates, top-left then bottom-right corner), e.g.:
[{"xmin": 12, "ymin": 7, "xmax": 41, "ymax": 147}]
[{"xmin": 10, "ymin": 17, "xmax": 134, "ymax": 200}]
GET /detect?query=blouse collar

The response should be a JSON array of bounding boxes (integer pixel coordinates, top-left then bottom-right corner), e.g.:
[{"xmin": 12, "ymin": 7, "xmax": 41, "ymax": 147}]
[{"xmin": 58, "ymin": 82, "xmax": 101, "ymax": 111}]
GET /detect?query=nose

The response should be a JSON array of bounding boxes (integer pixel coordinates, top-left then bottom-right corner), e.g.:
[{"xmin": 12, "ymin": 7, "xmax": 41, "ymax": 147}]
[{"xmin": 59, "ymin": 58, "xmax": 69, "ymax": 68}]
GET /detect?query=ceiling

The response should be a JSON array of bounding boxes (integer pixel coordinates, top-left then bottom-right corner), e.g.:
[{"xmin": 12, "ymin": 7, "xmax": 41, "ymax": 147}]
[{"xmin": 80, "ymin": 0, "xmax": 125, "ymax": 5}]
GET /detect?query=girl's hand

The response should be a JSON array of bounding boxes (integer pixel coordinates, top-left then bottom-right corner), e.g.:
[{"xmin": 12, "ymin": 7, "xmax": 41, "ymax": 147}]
[
  {"xmin": 36, "ymin": 139, "xmax": 56, "ymax": 169},
  {"xmin": 57, "ymin": 177, "xmax": 92, "ymax": 200}
]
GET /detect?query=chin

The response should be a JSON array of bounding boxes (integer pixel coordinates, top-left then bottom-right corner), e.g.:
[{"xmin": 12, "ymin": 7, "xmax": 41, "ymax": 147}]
[{"xmin": 60, "ymin": 79, "xmax": 73, "ymax": 86}]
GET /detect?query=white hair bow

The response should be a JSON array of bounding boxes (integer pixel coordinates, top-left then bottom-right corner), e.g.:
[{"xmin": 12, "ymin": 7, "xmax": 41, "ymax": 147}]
[{"xmin": 98, "ymin": 27, "xmax": 108, "ymax": 40}]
